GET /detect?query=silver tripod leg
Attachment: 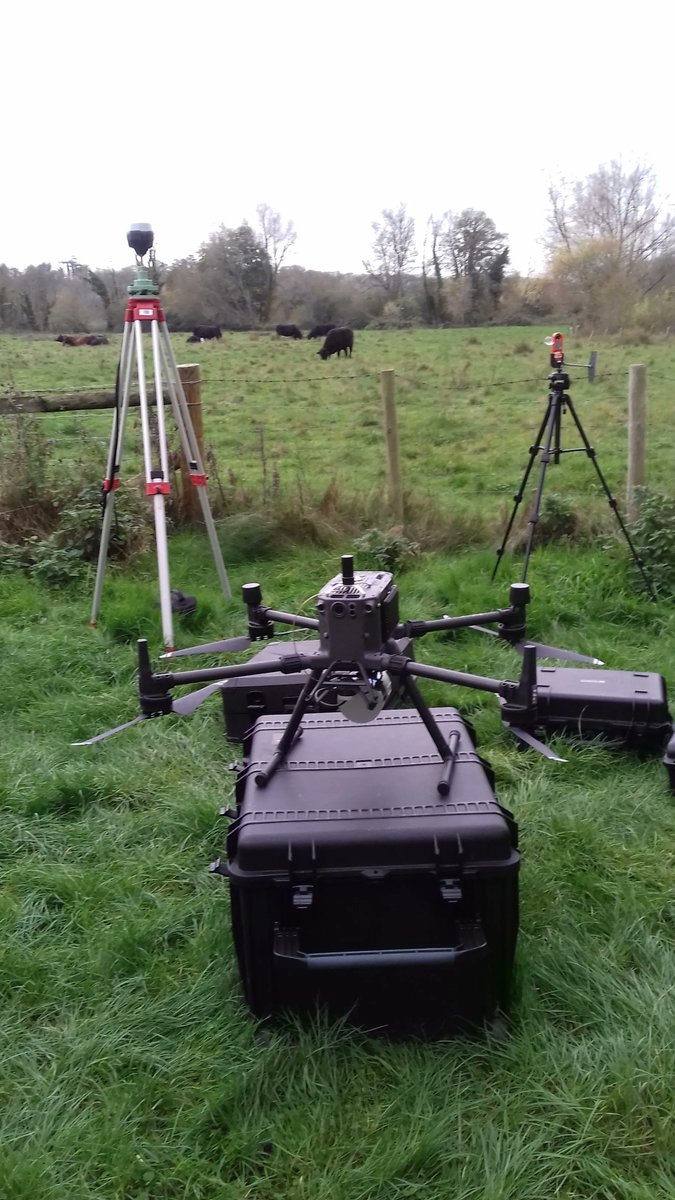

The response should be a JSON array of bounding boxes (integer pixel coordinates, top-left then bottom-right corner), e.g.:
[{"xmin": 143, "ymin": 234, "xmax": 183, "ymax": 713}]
[
  {"xmin": 158, "ymin": 321, "xmax": 232, "ymax": 599},
  {"xmin": 141, "ymin": 318, "xmax": 174, "ymax": 650},
  {"xmin": 90, "ymin": 321, "xmax": 135, "ymax": 626}
]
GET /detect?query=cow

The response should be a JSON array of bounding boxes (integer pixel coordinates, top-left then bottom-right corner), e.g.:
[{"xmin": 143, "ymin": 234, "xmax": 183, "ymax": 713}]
[
  {"xmin": 307, "ymin": 323, "xmax": 336, "ymax": 340},
  {"xmin": 191, "ymin": 325, "xmax": 222, "ymax": 340},
  {"xmin": 55, "ymin": 334, "xmax": 107, "ymax": 346},
  {"xmin": 186, "ymin": 335, "xmax": 202, "ymax": 344},
  {"xmin": 317, "ymin": 326, "xmax": 354, "ymax": 360},
  {"xmin": 275, "ymin": 324, "xmax": 303, "ymax": 339}
]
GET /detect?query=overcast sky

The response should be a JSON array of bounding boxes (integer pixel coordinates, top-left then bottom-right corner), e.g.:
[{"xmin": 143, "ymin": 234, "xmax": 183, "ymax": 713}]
[{"xmin": 4, "ymin": 0, "xmax": 673, "ymax": 278}]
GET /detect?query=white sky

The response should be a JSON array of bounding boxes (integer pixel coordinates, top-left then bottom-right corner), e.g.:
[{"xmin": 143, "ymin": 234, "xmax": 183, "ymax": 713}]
[{"xmin": 3, "ymin": 0, "xmax": 673, "ymax": 278}]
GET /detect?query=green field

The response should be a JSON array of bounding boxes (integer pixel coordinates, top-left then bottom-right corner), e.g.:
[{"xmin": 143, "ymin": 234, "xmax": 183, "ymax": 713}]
[
  {"xmin": 2, "ymin": 329, "xmax": 675, "ymax": 1199},
  {"xmin": 3, "ymin": 326, "xmax": 675, "ymax": 547}
]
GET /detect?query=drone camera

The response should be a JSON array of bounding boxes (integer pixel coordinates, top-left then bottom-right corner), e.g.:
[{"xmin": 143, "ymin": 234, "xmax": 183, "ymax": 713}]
[
  {"xmin": 317, "ymin": 568, "xmax": 400, "ymax": 659},
  {"xmin": 127, "ymin": 222, "xmax": 154, "ymax": 259}
]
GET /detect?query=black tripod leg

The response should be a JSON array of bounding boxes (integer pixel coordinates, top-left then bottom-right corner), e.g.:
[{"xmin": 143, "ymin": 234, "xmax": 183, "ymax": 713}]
[
  {"xmin": 492, "ymin": 402, "xmax": 552, "ymax": 582},
  {"xmin": 400, "ymin": 674, "xmax": 460, "ymax": 796},
  {"xmin": 254, "ymin": 670, "xmax": 318, "ymax": 788},
  {"xmin": 565, "ymin": 399, "xmax": 657, "ymax": 600},
  {"xmin": 520, "ymin": 395, "xmax": 559, "ymax": 585}
]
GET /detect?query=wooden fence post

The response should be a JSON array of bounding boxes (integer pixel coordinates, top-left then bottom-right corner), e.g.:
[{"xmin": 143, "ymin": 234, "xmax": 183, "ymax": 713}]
[
  {"xmin": 177, "ymin": 362, "xmax": 204, "ymax": 525},
  {"xmin": 627, "ymin": 364, "xmax": 646, "ymax": 522},
  {"xmin": 380, "ymin": 369, "xmax": 403, "ymax": 524}
]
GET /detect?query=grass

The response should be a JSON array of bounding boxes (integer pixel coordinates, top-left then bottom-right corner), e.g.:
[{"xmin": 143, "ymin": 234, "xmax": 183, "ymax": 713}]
[
  {"xmin": 2, "ymin": 326, "xmax": 675, "ymax": 1197},
  {"xmin": 2, "ymin": 534, "xmax": 675, "ymax": 1199}
]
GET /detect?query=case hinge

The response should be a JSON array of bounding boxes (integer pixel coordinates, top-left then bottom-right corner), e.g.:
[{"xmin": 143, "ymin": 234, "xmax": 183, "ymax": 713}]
[{"xmin": 292, "ymin": 885, "xmax": 314, "ymax": 910}]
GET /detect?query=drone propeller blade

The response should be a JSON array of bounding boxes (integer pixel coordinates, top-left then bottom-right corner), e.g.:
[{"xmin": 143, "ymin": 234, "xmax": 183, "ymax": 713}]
[
  {"xmin": 514, "ymin": 639, "xmax": 603, "ymax": 666},
  {"xmin": 71, "ymin": 714, "xmax": 148, "ymax": 746},
  {"xmin": 162, "ymin": 635, "xmax": 251, "ymax": 659},
  {"xmin": 171, "ymin": 681, "xmax": 225, "ymax": 715},
  {"xmin": 507, "ymin": 724, "xmax": 567, "ymax": 762},
  {"xmin": 470, "ymin": 625, "xmax": 604, "ymax": 666}
]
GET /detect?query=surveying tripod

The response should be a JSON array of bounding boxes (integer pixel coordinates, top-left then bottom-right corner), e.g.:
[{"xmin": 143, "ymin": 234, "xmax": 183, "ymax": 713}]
[
  {"xmin": 492, "ymin": 333, "xmax": 654, "ymax": 598},
  {"xmin": 90, "ymin": 226, "xmax": 231, "ymax": 649}
]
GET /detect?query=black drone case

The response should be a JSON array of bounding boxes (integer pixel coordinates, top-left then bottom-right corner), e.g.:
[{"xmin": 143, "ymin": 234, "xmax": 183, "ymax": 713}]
[
  {"xmin": 220, "ymin": 638, "xmax": 413, "ymax": 745},
  {"xmin": 533, "ymin": 666, "xmax": 671, "ymax": 747},
  {"xmin": 219, "ymin": 708, "xmax": 519, "ymax": 1029}
]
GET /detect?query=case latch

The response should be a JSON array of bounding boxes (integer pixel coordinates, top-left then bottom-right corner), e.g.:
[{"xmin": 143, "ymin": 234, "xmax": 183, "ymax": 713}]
[
  {"xmin": 292, "ymin": 885, "xmax": 314, "ymax": 910},
  {"xmin": 440, "ymin": 878, "xmax": 462, "ymax": 903}
]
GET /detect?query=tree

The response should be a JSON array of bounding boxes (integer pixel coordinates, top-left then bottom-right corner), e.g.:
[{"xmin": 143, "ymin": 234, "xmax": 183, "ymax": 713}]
[
  {"xmin": 20, "ymin": 264, "xmax": 62, "ymax": 331},
  {"xmin": 421, "ymin": 215, "xmax": 449, "ymax": 325},
  {"xmin": 181, "ymin": 224, "xmax": 272, "ymax": 328},
  {"xmin": 443, "ymin": 210, "xmax": 509, "ymax": 322},
  {"xmin": 49, "ymin": 278, "xmax": 107, "ymax": 333},
  {"xmin": 545, "ymin": 162, "xmax": 675, "ymax": 330},
  {"xmin": 256, "ymin": 204, "xmax": 297, "ymax": 322},
  {"xmin": 546, "ymin": 161, "xmax": 675, "ymax": 275},
  {"xmin": 364, "ymin": 204, "xmax": 416, "ymax": 300}
]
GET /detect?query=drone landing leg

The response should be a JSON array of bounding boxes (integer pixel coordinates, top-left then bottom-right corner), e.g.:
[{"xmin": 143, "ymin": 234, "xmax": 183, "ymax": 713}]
[
  {"xmin": 400, "ymin": 674, "xmax": 460, "ymax": 796},
  {"xmin": 254, "ymin": 670, "xmax": 319, "ymax": 788}
]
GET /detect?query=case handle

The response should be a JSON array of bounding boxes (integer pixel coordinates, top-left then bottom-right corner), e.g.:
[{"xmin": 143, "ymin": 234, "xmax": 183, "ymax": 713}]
[{"xmin": 273, "ymin": 923, "xmax": 486, "ymax": 972}]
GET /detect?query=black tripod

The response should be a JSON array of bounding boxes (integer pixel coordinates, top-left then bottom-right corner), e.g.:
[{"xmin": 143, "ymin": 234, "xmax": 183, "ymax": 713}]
[{"xmin": 492, "ymin": 360, "xmax": 655, "ymax": 598}]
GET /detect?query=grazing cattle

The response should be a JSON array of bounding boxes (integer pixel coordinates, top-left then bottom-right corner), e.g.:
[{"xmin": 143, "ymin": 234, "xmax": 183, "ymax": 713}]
[
  {"xmin": 275, "ymin": 323, "xmax": 303, "ymax": 339},
  {"xmin": 317, "ymin": 326, "xmax": 354, "ymax": 360},
  {"xmin": 307, "ymin": 323, "xmax": 336, "ymax": 339},
  {"xmin": 186, "ymin": 334, "xmax": 202, "ymax": 344},
  {"xmin": 55, "ymin": 334, "xmax": 107, "ymax": 346},
  {"xmin": 191, "ymin": 324, "xmax": 222, "ymax": 340}
]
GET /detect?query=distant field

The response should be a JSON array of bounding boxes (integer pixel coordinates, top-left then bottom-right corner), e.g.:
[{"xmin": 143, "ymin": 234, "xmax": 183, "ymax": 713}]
[{"xmin": 3, "ymin": 326, "xmax": 675, "ymax": 546}]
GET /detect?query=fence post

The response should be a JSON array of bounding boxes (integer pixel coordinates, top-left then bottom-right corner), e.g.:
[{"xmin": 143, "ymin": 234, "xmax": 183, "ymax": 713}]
[
  {"xmin": 177, "ymin": 362, "xmax": 205, "ymax": 525},
  {"xmin": 627, "ymin": 364, "xmax": 646, "ymax": 522},
  {"xmin": 380, "ymin": 369, "xmax": 404, "ymax": 523}
]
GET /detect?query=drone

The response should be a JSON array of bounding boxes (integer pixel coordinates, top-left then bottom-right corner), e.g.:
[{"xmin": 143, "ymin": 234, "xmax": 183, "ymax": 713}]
[{"xmin": 74, "ymin": 556, "xmax": 672, "ymax": 789}]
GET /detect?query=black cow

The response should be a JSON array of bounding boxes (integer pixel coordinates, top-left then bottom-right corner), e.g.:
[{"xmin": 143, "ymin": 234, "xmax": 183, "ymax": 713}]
[
  {"xmin": 191, "ymin": 325, "xmax": 222, "ymax": 340},
  {"xmin": 186, "ymin": 335, "xmax": 202, "ymax": 344},
  {"xmin": 307, "ymin": 323, "xmax": 336, "ymax": 339},
  {"xmin": 276, "ymin": 324, "xmax": 303, "ymax": 339},
  {"xmin": 317, "ymin": 326, "xmax": 354, "ymax": 360}
]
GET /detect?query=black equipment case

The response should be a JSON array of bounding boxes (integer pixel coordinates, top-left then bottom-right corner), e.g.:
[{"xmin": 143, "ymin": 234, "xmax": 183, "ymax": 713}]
[
  {"xmin": 220, "ymin": 638, "xmax": 413, "ymax": 745},
  {"xmin": 217, "ymin": 708, "xmax": 519, "ymax": 1028},
  {"xmin": 532, "ymin": 666, "xmax": 671, "ymax": 747},
  {"xmin": 220, "ymin": 640, "xmax": 322, "ymax": 743}
]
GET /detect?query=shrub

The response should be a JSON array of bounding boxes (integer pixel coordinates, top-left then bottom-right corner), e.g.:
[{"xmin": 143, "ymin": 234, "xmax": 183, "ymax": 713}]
[
  {"xmin": 353, "ymin": 528, "xmax": 420, "ymax": 572},
  {"xmin": 531, "ymin": 493, "xmax": 578, "ymax": 544},
  {"xmin": 627, "ymin": 487, "xmax": 675, "ymax": 595}
]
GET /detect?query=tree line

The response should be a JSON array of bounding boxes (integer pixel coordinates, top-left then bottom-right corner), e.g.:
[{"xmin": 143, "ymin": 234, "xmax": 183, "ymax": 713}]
[{"xmin": 2, "ymin": 163, "xmax": 675, "ymax": 335}]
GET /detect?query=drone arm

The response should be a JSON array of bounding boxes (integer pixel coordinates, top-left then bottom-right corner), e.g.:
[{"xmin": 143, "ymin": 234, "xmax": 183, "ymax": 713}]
[
  {"xmin": 397, "ymin": 584, "xmax": 530, "ymax": 642},
  {"xmin": 260, "ymin": 608, "xmax": 321, "ymax": 632},
  {"xmin": 144, "ymin": 651, "xmax": 329, "ymax": 693},
  {"xmin": 397, "ymin": 610, "xmax": 506, "ymax": 638},
  {"xmin": 368, "ymin": 652, "xmax": 506, "ymax": 696}
]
